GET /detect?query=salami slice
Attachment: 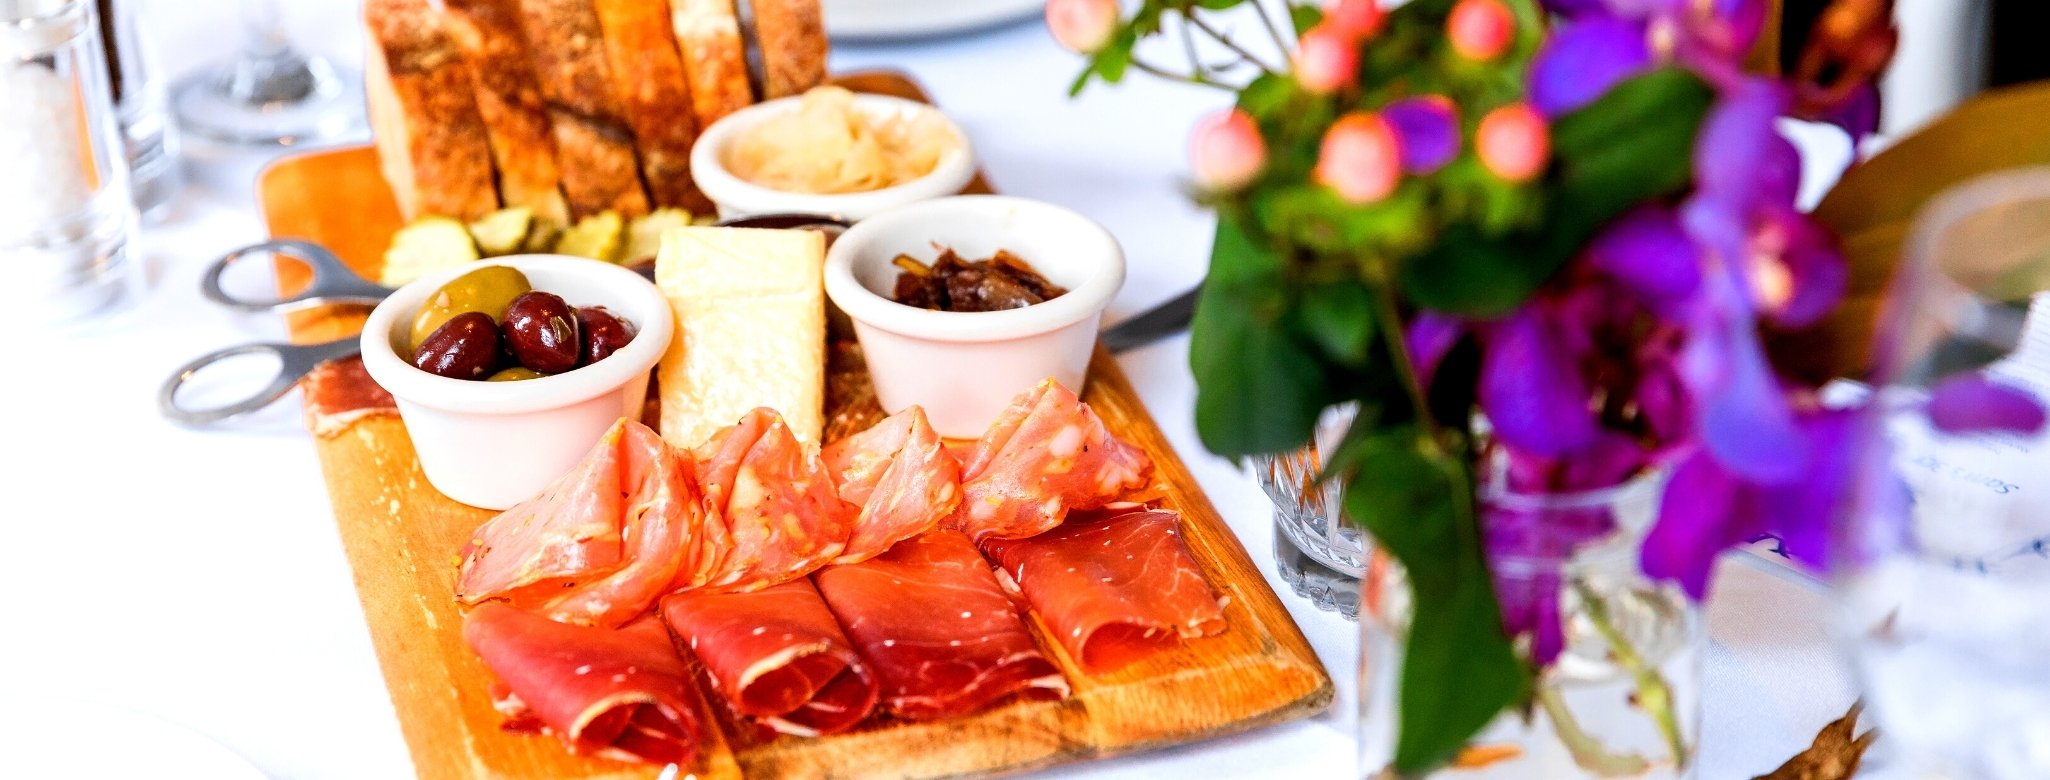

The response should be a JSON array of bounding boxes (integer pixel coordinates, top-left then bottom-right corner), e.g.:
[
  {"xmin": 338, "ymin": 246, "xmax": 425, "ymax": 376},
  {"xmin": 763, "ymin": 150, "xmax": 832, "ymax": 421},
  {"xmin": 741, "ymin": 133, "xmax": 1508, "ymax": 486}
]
[
  {"xmin": 463, "ymin": 604, "xmax": 702, "ymax": 765},
  {"xmin": 661, "ymin": 579, "xmax": 878, "ymax": 736},
  {"xmin": 982, "ymin": 508, "xmax": 1227, "ymax": 674},
  {"xmin": 689, "ymin": 408, "xmax": 853, "ymax": 591},
  {"xmin": 820, "ymin": 406, "xmax": 961, "ymax": 565},
  {"xmin": 813, "ymin": 531, "xmax": 1068, "ymax": 720},
  {"xmin": 948, "ymin": 380, "xmax": 1152, "ymax": 541}
]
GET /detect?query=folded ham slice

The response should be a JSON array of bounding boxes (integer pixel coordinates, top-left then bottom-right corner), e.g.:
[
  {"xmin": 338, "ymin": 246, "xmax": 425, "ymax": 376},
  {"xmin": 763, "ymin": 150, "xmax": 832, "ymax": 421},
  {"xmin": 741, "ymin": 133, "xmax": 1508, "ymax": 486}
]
[
  {"xmin": 982, "ymin": 508, "xmax": 1227, "ymax": 675},
  {"xmin": 463, "ymin": 604, "xmax": 701, "ymax": 765},
  {"xmin": 813, "ymin": 531, "xmax": 1068, "ymax": 720},
  {"xmin": 457, "ymin": 419, "xmax": 697, "ymax": 627},
  {"xmin": 821, "ymin": 406, "xmax": 961, "ymax": 565},
  {"xmin": 949, "ymin": 380, "xmax": 1152, "ymax": 541},
  {"xmin": 689, "ymin": 408, "xmax": 853, "ymax": 591},
  {"xmin": 661, "ymin": 580, "xmax": 878, "ymax": 736}
]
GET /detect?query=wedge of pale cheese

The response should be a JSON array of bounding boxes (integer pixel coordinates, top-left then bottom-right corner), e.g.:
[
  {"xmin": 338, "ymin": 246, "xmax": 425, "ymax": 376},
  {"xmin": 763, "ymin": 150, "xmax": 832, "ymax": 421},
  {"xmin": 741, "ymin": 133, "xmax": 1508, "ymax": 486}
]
[{"xmin": 655, "ymin": 226, "xmax": 826, "ymax": 448}]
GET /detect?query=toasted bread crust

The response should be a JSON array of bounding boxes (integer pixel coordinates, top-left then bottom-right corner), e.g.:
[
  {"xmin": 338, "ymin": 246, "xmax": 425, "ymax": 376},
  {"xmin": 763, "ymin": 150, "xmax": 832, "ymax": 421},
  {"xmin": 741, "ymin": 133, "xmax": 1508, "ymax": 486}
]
[
  {"xmin": 514, "ymin": 0, "xmax": 650, "ymax": 218},
  {"xmin": 444, "ymin": 0, "xmax": 570, "ymax": 225},
  {"xmin": 752, "ymin": 0, "xmax": 827, "ymax": 99},
  {"xmin": 670, "ymin": 0, "xmax": 754, "ymax": 131},
  {"xmin": 364, "ymin": 0, "xmax": 500, "ymax": 220},
  {"xmin": 593, "ymin": 0, "xmax": 712, "ymax": 212}
]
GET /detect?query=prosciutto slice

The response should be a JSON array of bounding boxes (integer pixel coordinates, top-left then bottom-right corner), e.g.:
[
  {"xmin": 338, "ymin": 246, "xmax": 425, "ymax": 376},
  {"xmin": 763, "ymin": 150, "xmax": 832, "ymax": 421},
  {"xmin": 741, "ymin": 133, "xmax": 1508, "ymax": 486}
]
[
  {"xmin": 688, "ymin": 408, "xmax": 853, "ymax": 591},
  {"xmin": 463, "ymin": 603, "xmax": 702, "ymax": 765},
  {"xmin": 820, "ymin": 406, "xmax": 961, "ymax": 565},
  {"xmin": 458, "ymin": 419, "xmax": 697, "ymax": 627},
  {"xmin": 948, "ymin": 380, "xmax": 1152, "ymax": 541},
  {"xmin": 813, "ymin": 531, "xmax": 1068, "ymax": 720},
  {"xmin": 982, "ymin": 508, "xmax": 1227, "ymax": 674},
  {"xmin": 302, "ymin": 355, "xmax": 396, "ymax": 437},
  {"xmin": 661, "ymin": 580, "xmax": 878, "ymax": 736}
]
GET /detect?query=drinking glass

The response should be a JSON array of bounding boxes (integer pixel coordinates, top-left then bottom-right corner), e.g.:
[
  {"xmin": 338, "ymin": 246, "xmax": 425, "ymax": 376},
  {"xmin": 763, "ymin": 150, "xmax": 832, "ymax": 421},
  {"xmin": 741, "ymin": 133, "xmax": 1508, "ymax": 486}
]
[
  {"xmin": 1256, "ymin": 403, "xmax": 1368, "ymax": 617},
  {"xmin": 1838, "ymin": 166, "xmax": 2050, "ymax": 779},
  {"xmin": 170, "ymin": 0, "xmax": 363, "ymax": 145}
]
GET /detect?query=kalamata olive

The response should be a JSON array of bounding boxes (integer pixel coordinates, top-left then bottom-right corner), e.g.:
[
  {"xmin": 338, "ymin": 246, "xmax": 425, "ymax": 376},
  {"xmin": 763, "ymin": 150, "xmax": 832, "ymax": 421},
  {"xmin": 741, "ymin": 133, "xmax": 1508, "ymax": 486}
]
[
  {"xmin": 408, "ymin": 265, "xmax": 532, "ymax": 351},
  {"xmin": 486, "ymin": 366, "xmax": 545, "ymax": 382},
  {"xmin": 576, "ymin": 306, "xmax": 637, "ymax": 365},
  {"xmin": 504, "ymin": 291, "xmax": 581, "ymax": 374},
  {"xmin": 412, "ymin": 311, "xmax": 503, "ymax": 380}
]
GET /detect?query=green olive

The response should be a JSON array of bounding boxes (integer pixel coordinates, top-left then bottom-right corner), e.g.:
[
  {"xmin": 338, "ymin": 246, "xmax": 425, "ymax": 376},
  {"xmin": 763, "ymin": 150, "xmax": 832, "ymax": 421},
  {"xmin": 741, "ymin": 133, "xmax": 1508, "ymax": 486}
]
[
  {"xmin": 408, "ymin": 265, "xmax": 533, "ymax": 351},
  {"xmin": 486, "ymin": 366, "xmax": 546, "ymax": 382}
]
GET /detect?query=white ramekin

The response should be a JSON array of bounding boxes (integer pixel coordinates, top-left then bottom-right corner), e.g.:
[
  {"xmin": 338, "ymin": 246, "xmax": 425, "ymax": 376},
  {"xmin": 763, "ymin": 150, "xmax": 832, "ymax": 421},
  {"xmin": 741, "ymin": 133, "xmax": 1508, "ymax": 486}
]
[
  {"xmin": 824, "ymin": 195, "xmax": 1125, "ymax": 438},
  {"xmin": 690, "ymin": 92, "xmax": 976, "ymax": 222},
  {"xmin": 359, "ymin": 255, "xmax": 674, "ymax": 509}
]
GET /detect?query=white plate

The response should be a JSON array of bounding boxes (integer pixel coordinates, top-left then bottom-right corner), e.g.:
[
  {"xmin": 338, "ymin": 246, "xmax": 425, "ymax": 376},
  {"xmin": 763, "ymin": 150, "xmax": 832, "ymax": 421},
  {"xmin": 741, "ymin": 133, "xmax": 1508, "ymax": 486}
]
[
  {"xmin": 0, "ymin": 694, "xmax": 269, "ymax": 780},
  {"xmin": 824, "ymin": 0, "xmax": 1044, "ymax": 42}
]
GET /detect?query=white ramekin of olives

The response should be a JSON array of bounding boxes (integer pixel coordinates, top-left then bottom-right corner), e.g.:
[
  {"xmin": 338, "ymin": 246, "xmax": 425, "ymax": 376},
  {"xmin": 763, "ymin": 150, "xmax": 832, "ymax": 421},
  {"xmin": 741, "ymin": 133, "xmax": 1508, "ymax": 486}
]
[{"xmin": 360, "ymin": 255, "xmax": 673, "ymax": 510}]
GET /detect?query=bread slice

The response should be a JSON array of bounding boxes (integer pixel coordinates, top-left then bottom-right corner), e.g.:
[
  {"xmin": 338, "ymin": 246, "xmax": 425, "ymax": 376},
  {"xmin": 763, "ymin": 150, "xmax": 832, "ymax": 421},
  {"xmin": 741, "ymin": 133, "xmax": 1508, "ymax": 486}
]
[
  {"xmin": 443, "ymin": 0, "xmax": 570, "ymax": 226},
  {"xmin": 655, "ymin": 226, "xmax": 827, "ymax": 448},
  {"xmin": 513, "ymin": 0, "xmax": 651, "ymax": 218},
  {"xmin": 593, "ymin": 0, "xmax": 712, "ymax": 212},
  {"xmin": 752, "ymin": 0, "xmax": 827, "ymax": 99},
  {"xmin": 363, "ymin": 0, "xmax": 499, "ymax": 221},
  {"xmin": 669, "ymin": 0, "xmax": 754, "ymax": 131}
]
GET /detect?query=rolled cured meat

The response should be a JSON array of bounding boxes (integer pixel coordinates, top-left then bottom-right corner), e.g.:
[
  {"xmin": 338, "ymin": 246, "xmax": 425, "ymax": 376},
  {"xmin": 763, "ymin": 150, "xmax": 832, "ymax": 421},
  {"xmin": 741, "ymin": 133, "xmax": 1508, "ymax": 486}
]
[
  {"xmin": 661, "ymin": 579, "xmax": 878, "ymax": 736},
  {"xmin": 688, "ymin": 408, "xmax": 854, "ymax": 591},
  {"xmin": 463, "ymin": 603, "xmax": 702, "ymax": 765},
  {"xmin": 982, "ymin": 508, "xmax": 1227, "ymax": 675},
  {"xmin": 457, "ymin": 419, "xmax": 698, "ymax": 627},
  {"xmin": 820, "ymin": 405, "xmax": 961, "ymax": 565},
  {"xmin": 948, "ymin": 380, "xmax": 1152, "ymax": 541},
  {"xmin": 813, "ymin": 530, "xmax": 1069, "ymax": 720}
]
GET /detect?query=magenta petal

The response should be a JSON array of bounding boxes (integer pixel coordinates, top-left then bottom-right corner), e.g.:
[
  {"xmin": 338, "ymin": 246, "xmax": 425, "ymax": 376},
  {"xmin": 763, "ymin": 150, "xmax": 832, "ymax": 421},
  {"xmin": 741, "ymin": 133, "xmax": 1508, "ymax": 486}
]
[
  {"xmin": 1530, "ymin": 17, "xmax": 1654, "ymax": 118},
  {"xmin": 1693, "ymin": 79, "xmax": 1791, "ymax": 214},
  {"xmin": 1407, "ymin": 312, "xmax": 1465, "ymax": 395},
  {"xmin": 1756, "ymin": 208, "xmax": 1847, "ymax": 328},
  {"xmin": 1642, "ymin": 450, "xmax": 1743, "ymax": 599},
  {"xmin": 1384, "ymin": 97, "xmax": 1459, "ymax": 174},
  {"xmin": 1757, "ymin": 133, "xmax": 1802, "ymax": 209},
  {"xmin": 1928, "ymin": 374, "xmax": 2050, "ymax": 435},
  {"xmin": 1690, "ymin": 309, "xmax": 1811, "ymax": 483},
  {"xmin": 1587, "ymin": 207, "xmax": 1703, "ymax": 320},
  {"xmin": 1481, "ymin": 309, "xmax": 1598, "ymax": 457},
  {"xmin": 1713, "ymin": 0, "xmax": 1770, "ymax": 57},
  {"xmin": 1820, "ymin": 83, "xmax": 1883, "ymax": 142}
]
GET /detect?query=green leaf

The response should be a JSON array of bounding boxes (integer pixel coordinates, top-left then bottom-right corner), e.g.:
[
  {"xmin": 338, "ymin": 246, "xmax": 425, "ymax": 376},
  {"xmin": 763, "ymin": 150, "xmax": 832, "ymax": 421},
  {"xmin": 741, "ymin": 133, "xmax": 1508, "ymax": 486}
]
[
  {"xmin": 1345, "ymin": 430, "xmax": 1530, "ymax": 774},
  {"xmin": 1547, "ymin": 67, "xmax": 1715, "ymax": 250},
  {"xmin": 1192, "ymin": 0, "xmax": 1245, "ymax": 9},
  {"xmin": 1399, "ymin": 225, "xmax": 1538, "ymax": 316},
  {"xmin": 1288, "ymin": 4, "xmax": 1322, "ymax": 34},
  {"xmin": 1190, "ymin": 216, "xmax": 1336, "ymax": 457},
  {"xmin": 1291, "ymin": 281, "xmax": 1375, "ymax": 366}
]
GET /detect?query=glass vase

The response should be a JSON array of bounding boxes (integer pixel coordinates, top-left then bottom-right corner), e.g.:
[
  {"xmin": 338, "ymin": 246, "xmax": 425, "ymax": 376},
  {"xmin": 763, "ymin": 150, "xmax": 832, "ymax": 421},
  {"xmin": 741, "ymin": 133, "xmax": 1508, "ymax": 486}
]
[{"xmin": 1358, "ymin": 469, "xmax": 1703, "ymax": 779}]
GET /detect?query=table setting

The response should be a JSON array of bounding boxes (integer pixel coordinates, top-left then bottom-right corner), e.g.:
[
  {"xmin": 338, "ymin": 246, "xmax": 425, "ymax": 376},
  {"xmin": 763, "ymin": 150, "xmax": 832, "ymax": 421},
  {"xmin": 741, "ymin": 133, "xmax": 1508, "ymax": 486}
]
[{"xmin": 5, "ymin": 0, "xmax": 2043, "ymax": 778}]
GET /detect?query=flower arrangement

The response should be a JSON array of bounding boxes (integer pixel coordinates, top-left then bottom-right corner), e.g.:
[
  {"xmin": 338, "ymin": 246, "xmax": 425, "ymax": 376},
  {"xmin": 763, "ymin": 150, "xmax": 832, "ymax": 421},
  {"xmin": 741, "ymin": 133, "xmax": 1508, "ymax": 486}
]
[{"xmin": 1049, "ymin": 0, "xmax": 1897, "ymax": 773}]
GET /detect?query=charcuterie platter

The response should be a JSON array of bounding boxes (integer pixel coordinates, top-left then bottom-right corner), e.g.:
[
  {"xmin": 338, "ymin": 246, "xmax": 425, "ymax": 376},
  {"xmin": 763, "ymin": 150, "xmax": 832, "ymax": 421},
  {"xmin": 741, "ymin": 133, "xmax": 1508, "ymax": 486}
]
[{"xmin": 263, "ymin": 70, "xmax": 1331, "ymax": 780}]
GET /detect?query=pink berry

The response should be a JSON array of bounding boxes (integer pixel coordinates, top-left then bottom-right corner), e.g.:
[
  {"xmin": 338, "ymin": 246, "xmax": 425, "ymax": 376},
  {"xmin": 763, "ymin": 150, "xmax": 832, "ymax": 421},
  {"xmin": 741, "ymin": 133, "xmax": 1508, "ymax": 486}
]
[
  {"xmin": 1477, "ymin": 103, "xmax": 1549, "ymax": 183},
  {"xmin": 1293, "ymin": 23, "xmax": 1358, "ymax": 94},
  {"xmin": 1189, "ymin": 109, "xmax": 1267, "ymax": 191},
  {"xmin": 1322, "ymin": 0, "xmax": 1386, "ymax": 41},
  {"xmin": 1045, "ymin": 0, "xmax": 1119, "ymax": 54},
  {"xmin": 1448, "ymin": 0, "xmax": 1515, "ymax": 61},
  {"xmin": 1316, "ymin": 112, "xmax": 1403, "ymax": 204}
]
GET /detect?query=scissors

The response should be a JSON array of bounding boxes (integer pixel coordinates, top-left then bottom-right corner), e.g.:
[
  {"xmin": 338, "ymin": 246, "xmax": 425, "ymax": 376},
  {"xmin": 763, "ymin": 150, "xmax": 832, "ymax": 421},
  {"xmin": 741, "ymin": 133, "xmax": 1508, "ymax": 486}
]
[{"xmin": 158, "ymin": 214, "xmax": 856, "ymax": 427}]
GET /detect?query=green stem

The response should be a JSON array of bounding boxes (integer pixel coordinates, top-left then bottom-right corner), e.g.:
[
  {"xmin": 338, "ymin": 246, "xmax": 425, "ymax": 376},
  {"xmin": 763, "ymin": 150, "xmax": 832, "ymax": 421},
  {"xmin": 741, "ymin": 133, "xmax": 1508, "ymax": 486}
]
[
  {"xmin": 1536, "ymin": 685, "xmax": 1653, "ymax": 777},
  {"xmin": 1185, "ymin": 12, "xmax": 1284, "ymax": 75},
  {"xmin": 1249, "ymin": 0, "xmax": 1293, "ymax": 55},
  {"xmin": 1365, "ymin": 267, "xmax": 1441, "ymax": 445},
  {"xmin": 1572, "ymin": 580, "xmax": 1690, "ymax": 770},
  {"xmin": 1127, "ymin": 56, "xmax": 1241, "ymax": 91}
]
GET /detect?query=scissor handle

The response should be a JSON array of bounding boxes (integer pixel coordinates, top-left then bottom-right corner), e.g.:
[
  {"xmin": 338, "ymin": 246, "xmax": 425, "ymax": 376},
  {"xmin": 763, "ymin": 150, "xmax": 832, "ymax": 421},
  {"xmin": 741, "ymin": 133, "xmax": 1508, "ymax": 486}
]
[
  {"xmin": 200, "ymin": 239, "xmax": 391, "ymax": 314},
  {"xmin": 158, "ymin": 337, "xmax": 363, "ymax": 426}
]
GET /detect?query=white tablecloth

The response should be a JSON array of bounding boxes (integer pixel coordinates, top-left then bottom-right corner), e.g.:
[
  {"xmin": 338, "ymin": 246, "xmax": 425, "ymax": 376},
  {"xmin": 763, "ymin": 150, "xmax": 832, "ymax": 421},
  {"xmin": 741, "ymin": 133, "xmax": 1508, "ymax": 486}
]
[{"xmin": 3, "ymin": 2, "xmax": 1871, "ymax": 778}]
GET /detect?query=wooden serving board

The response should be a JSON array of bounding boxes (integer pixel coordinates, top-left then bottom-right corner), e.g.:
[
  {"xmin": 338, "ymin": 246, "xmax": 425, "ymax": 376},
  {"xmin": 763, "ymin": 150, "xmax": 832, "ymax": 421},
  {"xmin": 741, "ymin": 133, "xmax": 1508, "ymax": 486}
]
[{"xmin": 264, "ymin": 70, "xmax": 1331, "ymax": 780}]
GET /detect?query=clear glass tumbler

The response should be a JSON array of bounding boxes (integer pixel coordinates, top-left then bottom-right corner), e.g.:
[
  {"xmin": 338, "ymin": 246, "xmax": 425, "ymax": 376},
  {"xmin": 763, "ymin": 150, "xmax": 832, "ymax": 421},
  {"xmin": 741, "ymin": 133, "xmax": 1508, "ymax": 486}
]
[
  {"xmin": 1256, "ymin": 403, "xmax": 1370, "ymax": 617},
  {"xmin": 4, "ymin": 0, "xmax": 140, "ymax": 324},
  {"xmin": 1838, "ymin": 167, "xmax": 2050, "ymax": 780}
]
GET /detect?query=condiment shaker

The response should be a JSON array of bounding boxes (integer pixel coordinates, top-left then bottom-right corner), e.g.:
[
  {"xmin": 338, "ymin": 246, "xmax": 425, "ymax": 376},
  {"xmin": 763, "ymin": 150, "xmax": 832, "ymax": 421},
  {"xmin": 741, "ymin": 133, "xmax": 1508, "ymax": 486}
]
[
  {"xmin": 98, "ymin": 0, "xmax": 179, "ymax": 220},
  {"xmin": 3, "ymin": 0, "xmax": 140, "ymax": 324}
]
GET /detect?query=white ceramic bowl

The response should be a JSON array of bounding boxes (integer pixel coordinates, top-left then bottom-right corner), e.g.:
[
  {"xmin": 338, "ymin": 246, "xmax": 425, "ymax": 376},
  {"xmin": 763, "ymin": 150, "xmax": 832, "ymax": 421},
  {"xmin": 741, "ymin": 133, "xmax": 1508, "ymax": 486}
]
[
  {"xmin": 359, "ymin": 255, "xmax": 674, "ymax": 509},
  {"xmin": 690, "ymin": 92, "xmax": 976, "ymax": 222},
  {"xmin": 825, "ymin": 195, "xmax": 1125, "ymax": 438}
]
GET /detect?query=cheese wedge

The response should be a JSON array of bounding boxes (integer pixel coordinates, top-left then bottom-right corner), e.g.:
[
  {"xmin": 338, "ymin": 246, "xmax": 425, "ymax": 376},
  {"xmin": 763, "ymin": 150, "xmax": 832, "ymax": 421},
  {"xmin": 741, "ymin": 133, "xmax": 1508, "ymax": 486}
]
[{"xmin": 656, "ymin": 227, "xmax": 826, "ymax": 448}]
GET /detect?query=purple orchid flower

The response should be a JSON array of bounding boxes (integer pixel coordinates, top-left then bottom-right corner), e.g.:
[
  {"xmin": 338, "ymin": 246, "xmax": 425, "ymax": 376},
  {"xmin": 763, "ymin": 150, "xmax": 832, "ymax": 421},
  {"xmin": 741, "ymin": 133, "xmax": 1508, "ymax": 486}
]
[
  {"xmin": 1481, "ymin": 307, "xmax": 1601, "ymax": 457},
  {"xmin": 1927, "ymin": 374, "xmax": 2050, "ymax": 434},
  {"xmin": 1383, "ymin": 96, "xmax": 1460, "ymax": 174},
  {"xmin": 1528, "ymin": 16, "xmax": 1653, "ymax": 118}
]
